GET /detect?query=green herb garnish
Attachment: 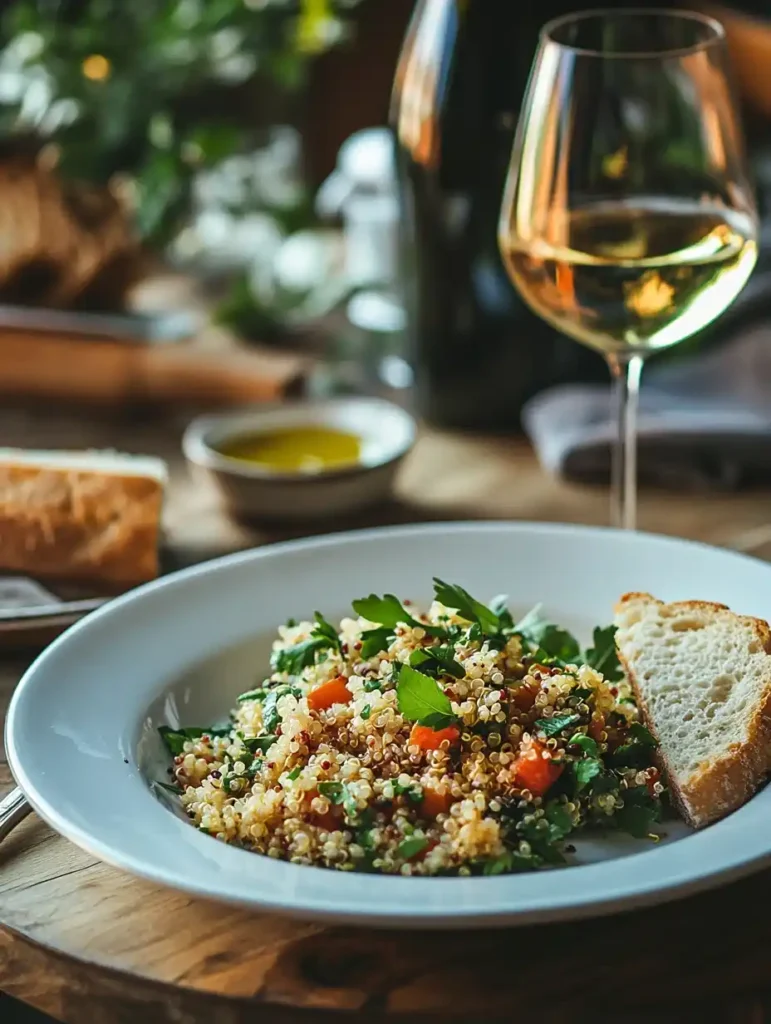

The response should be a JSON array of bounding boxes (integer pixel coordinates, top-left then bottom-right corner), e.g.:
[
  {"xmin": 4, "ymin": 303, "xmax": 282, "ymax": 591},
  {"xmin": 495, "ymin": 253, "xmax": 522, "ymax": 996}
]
[
  {"xmin": 270, "ymin": 612, "xmax": 341, "ymax": 676},
  {"xmin": 353, "ymin": 593, "xmax": 443, "ymax": 637},
  {"xmin": 360, "ymin": 627, "xmax": 393, "ymax": 659},
  {"xmin": 261, "ymin": 685, "xmax": 301, "ymax": 733},
  {"xmin": 582, "ymin": 625, "xmax": 623, "ymax": 681},
  {"xmin": 568, "ymin": 732, "xmax": 599, "ymax": 757},
  {"xmin": 396, "ymin": 664, "xmax": 456, "ymax": 729},
  {"xmin": 408, "ymin": 645, "xmax": 464, "ymax": 679},
  {"xmin": 534, "ymin": 712, "xmax": 582, "ymax": 738},
  {"xmin": 360, "ymin": 704, "xmax": 372, "ymax": 720},
  {"xmin": 236, "ymin": 687, "xmax": 268, "ymax": 703},
  {"xmin": 574, "ymin": 757, "xmax": 604, "ymax": 792},
  {"xmin": 286, "ymin": 766, "xmax": 302, "ymax": 781},
  {"xmin": 243, "ymin": 734, "xmax": 278, "ymax": 754},
  {"xmin": 317, "ymin": 781, "xmax": 345, "ymax": 804},
  {"xmin": 514, "ymin": 605, "xmax": 581, "ymax": 663},
  {"xmin": 397, "ymin": 836, "xmax": 429, "ymax": 860},
  {"xmin": 158, "ymin": 725, "xmax": 230, "ymax": 755},
  {"xmin": 433, "ymin": 578, "xmax": 501, "ymax": 635}
]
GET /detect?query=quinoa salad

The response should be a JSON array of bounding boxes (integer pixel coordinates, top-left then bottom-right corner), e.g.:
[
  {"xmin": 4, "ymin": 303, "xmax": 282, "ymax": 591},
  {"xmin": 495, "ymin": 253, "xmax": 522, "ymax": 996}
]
[{"xmin": 158, "ymin": 579, "xmax": 666, "ymax": 876}]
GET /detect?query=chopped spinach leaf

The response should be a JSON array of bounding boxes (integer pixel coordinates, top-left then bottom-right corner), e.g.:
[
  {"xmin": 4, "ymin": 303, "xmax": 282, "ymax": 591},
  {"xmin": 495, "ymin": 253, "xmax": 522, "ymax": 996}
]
[
  {"xmin": 397, "ymin": 836, "xmax": 429, "ymax": 860},
  {"xmin": 433, "ymin": 578, "xmax": 501, "ymax": 635},
  {"xmin": 534, "ymin": 712, "xmax": 582, "ymax": 738},
  {"xmin": 397, "ymin": 664, "xmax": 456, "ymax": 729}
]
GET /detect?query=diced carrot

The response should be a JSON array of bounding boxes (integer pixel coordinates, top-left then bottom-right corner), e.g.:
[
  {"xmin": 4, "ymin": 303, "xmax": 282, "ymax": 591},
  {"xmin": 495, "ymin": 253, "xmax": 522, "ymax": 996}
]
[
  {"xmin": 510, "ymin": 682, "xmax": 538, "ymax": 711},
  {"xmin": 420, "ymin": 786, "xmax": 453, "ymax": 818},
  {"xmin": 307, "ymin": 675, "xmax": 352, "ymax": 712},
  {"xmin": 305, "ymin": 789, "xmax": 342, "ymax": 831},
  {"xmin": 511, "ymin": 740, "xmax": 563, "ymax": 798},
  {"xmin": 588, "ymin": 714, "xmax": 605, "ymax": 743},
  {"xmin": 409, "ymin": 723, "xmax": 460, "ymax": 750}
]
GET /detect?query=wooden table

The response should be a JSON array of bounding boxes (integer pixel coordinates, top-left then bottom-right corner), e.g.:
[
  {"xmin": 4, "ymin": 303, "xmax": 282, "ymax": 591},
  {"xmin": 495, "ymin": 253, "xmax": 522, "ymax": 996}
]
[{"xmin": 4, "ymin": 406, "xmax": 771, "ymax": 1024}]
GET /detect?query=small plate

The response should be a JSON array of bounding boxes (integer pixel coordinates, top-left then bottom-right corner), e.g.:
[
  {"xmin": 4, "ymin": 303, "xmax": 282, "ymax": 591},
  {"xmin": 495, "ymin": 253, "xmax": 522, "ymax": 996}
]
[{"xmin": 8, "ymin": 522, "xmax": 771, "ymax": 928}]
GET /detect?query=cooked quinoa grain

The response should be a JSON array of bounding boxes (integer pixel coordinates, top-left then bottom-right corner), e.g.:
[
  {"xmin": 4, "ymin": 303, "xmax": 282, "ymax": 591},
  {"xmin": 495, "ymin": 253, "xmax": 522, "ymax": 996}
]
[{"xmin": 159, "ymin": 582, "xmax": 665, "ymax": 874}]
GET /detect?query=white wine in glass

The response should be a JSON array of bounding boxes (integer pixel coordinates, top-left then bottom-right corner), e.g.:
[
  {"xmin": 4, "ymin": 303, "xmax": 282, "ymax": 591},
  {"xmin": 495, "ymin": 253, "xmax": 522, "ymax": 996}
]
[{"xmin": 499, "ymin": 10, "xmax": 758, "ymax": 529}]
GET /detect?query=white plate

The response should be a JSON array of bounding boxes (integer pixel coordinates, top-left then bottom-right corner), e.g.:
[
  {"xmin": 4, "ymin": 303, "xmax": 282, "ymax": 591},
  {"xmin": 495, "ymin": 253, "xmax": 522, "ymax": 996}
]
[{"xmin": 8, "ymin": 522, "xmax": 771, "ymax": 929}]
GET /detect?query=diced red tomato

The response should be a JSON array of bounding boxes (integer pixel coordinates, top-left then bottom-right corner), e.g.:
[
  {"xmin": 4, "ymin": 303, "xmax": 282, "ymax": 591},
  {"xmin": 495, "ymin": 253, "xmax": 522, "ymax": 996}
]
[
  {"xmin": 588, "ymin": 714, "xmax": 605, "ymax": 743},
  {"xmin": 305, "ymin": 789, "xmax": 342, "ymax": 831},
  {"xmin": 511, "ymin": 740, "xmax": 563, "ymax": 798},
  {"xmin": 409, "ymin": 723, "xmax": 460, "ymax": 750},
  {"xmin": 307, "ymin": 675, "xmax": 352, "ymax": 712},
  {"xmin": 510, "ymin": 682, "xmax": 538, "ymax": 711}
]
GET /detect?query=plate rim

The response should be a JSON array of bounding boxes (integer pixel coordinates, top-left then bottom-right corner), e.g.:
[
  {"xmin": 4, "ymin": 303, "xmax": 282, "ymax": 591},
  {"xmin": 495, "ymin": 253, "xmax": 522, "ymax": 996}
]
[{"xmin": 8, "ymin": 519, "xmax": 771, "ymax": 928}]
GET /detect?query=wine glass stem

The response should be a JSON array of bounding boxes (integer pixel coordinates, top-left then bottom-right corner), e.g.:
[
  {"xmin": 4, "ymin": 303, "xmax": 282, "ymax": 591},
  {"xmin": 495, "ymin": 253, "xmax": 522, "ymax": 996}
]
[{"xmin": 608, "ymin": 352, "xmax": 644, "ymax": 531}]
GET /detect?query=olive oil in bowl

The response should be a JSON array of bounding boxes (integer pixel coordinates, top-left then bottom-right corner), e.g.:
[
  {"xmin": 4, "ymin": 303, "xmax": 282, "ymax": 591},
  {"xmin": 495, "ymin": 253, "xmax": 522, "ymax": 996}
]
[{"xmin": 216, "ymin": 426, "xmax": 362, "ymax": 475}]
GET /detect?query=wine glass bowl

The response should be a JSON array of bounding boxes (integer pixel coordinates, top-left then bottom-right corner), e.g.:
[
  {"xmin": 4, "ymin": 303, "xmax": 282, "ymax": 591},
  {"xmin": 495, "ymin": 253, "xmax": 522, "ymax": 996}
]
[{"xmin": 499, "ymin": 10, "xmax": 758, "ymax": 528}]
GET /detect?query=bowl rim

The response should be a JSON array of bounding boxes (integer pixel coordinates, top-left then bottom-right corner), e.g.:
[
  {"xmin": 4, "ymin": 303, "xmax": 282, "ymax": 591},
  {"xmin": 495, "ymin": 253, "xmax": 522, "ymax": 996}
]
[{"xmin": 182, "ymin": 396, "xmax": 417, "ymax": 484}]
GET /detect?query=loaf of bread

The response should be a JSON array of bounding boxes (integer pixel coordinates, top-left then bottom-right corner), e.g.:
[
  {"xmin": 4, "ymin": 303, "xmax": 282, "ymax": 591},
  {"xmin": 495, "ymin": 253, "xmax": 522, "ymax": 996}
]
[
  {"xmin": 614, "ymin": 592, "xmax": 771, "ymax": 828},
  {"xmin": 0, "ymin": 449, "xmax": 167, "ymax": 588}
]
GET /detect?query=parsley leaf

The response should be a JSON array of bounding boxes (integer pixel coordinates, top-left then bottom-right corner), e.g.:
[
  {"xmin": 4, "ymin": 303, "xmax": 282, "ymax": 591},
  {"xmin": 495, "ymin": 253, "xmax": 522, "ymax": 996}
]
[
  {"xmin": 629, "ymin": 722, "xmax": 657, "ymax": 746},
  {"xmin": 396, "ymin": 664, "xmax": 456, "ymax": 729},
  {"xmin": 270, "ymin": 612, "xmax": 341, "ymax": 676},
  {"xmin": 158, "ymin": 725, "xmax": 230, "ymax": 755},
  {"xmin": 482, "ymin": 850, "xmax": 539, "ymax": 875},
  {"xmin": 237, "ymin": 687, "xmax": 267, "ymax": 703},
  {"xmin": 360, "ymin": 704, "xmax": 372, "ymax": 720},
  {"xmin": 514, "ymin": 605, "xmax": 581, "ymax": 663},
  {"xmin": 583, "ymin": 625, "xmax": 623, "ymax": 681},
  {"xmin": 360, "ymin": 627, "xmax": 393, "ymax": 659},
  {"xmin": 615, "ymin": 789, "xmax": 661, "ymax": 838},
  {"xmin": 243, "ymin": 734, "xmax": 278, "ymax": 754},
  {"xmin": 408, "ymin": 645, "xmax": 465, "ymax": 679},
  {"xmin": 433, "ymin": 579, "xmax": 500, "ymax": 635},
  {"xmin": 261, "ymin": 686, "xmax": 301, "ymax": 733},
  {"xmin": 317, "ymin": 781, "xmax": 345, "ymax": 803},
  {"xmin": 286, "ymin": 766, "xmax": 302, "ymax": 780},
  {"xmin": 545, "ymin": 801, "xmax": 574, "ymax": 839},
  {"xmin": 534, "ymin": 712, "xmax": 582, "ymax": 738},
  {"xmin": 352, "ymin": 593, "xmax": 443, "ymax": 636},
  {"xmin": 397, "ymin": 836, "xmax": 429, "ymax": 860},
  {"xmin": 489, "ymin": 594, "xmax": 515, "ymax": 632},
  {"xmin": 568, "ymin": 733, "xmax": 599, "ymax": 757},
  {"xmin": 574, "ymin": 757, "xmax": 604, "ymax": 791}
]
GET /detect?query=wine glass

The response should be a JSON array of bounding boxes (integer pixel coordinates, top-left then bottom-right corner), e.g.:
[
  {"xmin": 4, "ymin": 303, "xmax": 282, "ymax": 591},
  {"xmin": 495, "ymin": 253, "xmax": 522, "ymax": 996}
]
[{"xmin": 498, "ymin": 9, "xmax": 757, "ymax": 530}]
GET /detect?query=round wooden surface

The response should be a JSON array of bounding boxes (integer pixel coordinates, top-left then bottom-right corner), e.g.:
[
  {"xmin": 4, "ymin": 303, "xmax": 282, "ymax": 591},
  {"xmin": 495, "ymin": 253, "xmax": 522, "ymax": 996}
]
[{"xmin": 5, "ymin": 410, "xmax": 771, "ymax": 1024}]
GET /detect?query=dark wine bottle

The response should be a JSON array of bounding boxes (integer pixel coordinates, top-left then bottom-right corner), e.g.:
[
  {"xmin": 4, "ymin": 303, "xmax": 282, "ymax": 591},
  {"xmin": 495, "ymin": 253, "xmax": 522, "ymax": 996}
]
[{"xmin": 391, "ymin": 0, "xmax": 771, "ymax": 432}]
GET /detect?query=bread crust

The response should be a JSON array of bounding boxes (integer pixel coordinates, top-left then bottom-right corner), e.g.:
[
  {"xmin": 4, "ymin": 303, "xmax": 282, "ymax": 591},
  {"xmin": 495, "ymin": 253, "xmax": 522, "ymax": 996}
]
[
  {"xmin": 0, "ymin": 463, "xmax": 163, "ymax": 588},
  {"xmin": 615, "ymin": 592, "xmax": 771, "ymax": 828}
]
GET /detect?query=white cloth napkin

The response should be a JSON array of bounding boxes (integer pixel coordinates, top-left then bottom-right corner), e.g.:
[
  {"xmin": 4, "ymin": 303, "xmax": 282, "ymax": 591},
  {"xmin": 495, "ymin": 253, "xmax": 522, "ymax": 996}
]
[{"xmin": 522, "ymin": 323, "xmax": 771, "ymax": 490}]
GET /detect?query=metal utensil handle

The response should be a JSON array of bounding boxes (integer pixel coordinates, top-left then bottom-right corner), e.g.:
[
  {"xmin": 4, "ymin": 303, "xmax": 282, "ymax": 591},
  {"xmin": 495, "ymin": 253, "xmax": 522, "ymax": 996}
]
[{"xmin": 0, "ymin": 786, "xmax": 32, "ymax": 842}]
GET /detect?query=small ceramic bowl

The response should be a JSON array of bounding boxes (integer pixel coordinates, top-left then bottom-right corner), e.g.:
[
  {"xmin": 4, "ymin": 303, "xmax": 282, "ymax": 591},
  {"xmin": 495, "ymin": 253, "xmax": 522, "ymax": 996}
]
[{"xmin": 182, "ymin": 397, "xmax": 417, "ymax": 522}]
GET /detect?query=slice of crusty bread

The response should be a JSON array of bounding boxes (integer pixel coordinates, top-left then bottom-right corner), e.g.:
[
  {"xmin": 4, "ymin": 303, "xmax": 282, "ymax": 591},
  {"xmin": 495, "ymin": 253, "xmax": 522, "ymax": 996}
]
[
  {"xmin": 614, "ymin": 592, "xmax": 771, "ymax": 829},
  {"xmin": 0, "ymin": 448, "xmax": 167, "ymax": 588}
]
